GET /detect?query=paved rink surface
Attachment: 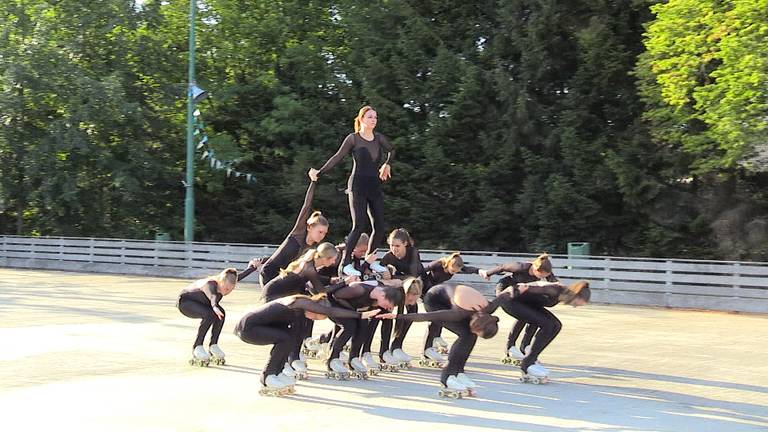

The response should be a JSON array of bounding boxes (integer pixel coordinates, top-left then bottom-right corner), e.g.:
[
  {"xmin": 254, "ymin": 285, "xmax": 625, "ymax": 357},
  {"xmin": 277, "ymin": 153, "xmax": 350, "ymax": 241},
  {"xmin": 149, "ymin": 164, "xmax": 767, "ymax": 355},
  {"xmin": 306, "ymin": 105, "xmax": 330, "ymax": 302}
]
[{"xmin": 1, "ymin": 268, "xmax": 767, "ymax": 432}]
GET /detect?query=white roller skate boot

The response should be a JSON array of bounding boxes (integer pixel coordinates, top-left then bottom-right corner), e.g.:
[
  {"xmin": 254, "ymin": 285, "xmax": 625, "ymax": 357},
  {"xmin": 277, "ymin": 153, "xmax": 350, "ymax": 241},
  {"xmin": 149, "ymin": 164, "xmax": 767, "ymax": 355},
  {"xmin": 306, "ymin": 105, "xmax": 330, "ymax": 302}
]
[
  {"xmin": 432, "ymin": 336, "xmax": 449, "ymax": 354},
  {"xmin": 361, "ymin": 352, "xmax": 381, "ymax": 375},
  {"xmin": 456, "ymin": 373, "xmax": 477, "ymax": 396},
  {"xmin": 370, "ymin": 262, "xmax": 388, "ymax": 273},
  {"xmin": 208, "ymin": 344, "xmax": 226, "ymax": 365},
  {"xmin": 349, "ymin": 357, "xmax": 369, "ymax": 380},
  {"xmin": 521, "ymin": 363, "xmax": 550, "ymax": 384},
  {"xmin": 502, "ymin": 346, "xmax": 525, "ymax": 366},
  {"xmin": 282, "ymin": 362, "xmax": 297, "ymax": 379},
  {"xmin": 325, "ymin": 358, "xmax": 351, "ymax": 380},
  {"xmin": 439, "ymin": 375, "xmax": 468, "ymax": 399},
  {"xmin": 302, "ymin": 337, "xmax": 321, "ymax": 359},
  {"xmin": 189, "ymin": 345, "xmax": 211, "ymax": 367},
  {"xmin": 291, "ymin": 359, "xmax": 308, "ymax": 380},
  {"xmin": 277, "ymin": 372, "xmax": 297, "ymax": 388},
  {"xmin": 342, "ymin": 263, "xmax": 362, "ymax": 277},
  {"xmin": 260, "ymin": 374, "xmax": 292, "ymax": 397},
  {"xmin": 392, "ymin": 348, "xmax": 413, "ymax": 369},
  {"xmin": 419, "ymin": 347, "xmax": 446, "ymax": 368},
  {"xmin": 381, "ymin": 350, "xmax": 400, "ymax": 372}
]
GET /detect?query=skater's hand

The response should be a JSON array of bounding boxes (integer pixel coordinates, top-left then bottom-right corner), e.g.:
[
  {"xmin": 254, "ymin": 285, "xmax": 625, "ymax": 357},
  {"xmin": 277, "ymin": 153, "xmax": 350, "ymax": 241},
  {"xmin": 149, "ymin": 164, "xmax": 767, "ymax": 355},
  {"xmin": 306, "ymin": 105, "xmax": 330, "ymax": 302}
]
[
  {"xmin": 308, "ymin": 168, "xmax": 320, "ymax": 182},
  {"xmin": 248, "ymin": 257, "xmax": 264, "ymax": 269},
  {"xmin": 376, "ymin": 312, "xmax": 397, "ymax": 320},
  {"xmin": 344, "ymin": 275, "xmax": 359, "ymax": 284},
  {"xmin": 479, "ymin": 269, "xmax": 490, "ymax": 281},
  {"xmin": 517, "ymin": 283, "xmax": 529, "ymax": 294},
  {"xmin": 213, "ymin": 306, "xmax": 225, "ymax": 320},
  {"xmin": 361, "ymin": 309, "xmax": 381, "ymax": 319},
  {"xmin": 378, "ymin": 163, "xmax": 391, "ymax": 181},
  {"xmin": 364, "ymin": 251, "xmax": 378, "ymax": 264}
]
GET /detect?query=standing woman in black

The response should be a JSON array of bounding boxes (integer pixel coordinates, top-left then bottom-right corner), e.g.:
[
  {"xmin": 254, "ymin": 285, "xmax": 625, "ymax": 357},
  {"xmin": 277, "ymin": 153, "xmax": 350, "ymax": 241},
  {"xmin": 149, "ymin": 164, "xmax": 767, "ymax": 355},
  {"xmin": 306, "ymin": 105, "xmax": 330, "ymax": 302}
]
[
  {"xmin": 258, "ymin": 181, "xmax": 329, "ymax": 288},
  {"xmin": 308, "ymin": 105, "xmax": 394, "ymax": 274}
]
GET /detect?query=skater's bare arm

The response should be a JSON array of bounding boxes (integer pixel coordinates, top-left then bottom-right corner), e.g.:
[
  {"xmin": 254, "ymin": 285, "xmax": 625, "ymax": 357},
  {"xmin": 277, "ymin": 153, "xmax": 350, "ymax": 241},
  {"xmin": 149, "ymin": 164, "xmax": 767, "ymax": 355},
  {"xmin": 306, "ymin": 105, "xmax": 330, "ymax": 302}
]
[{"xmin": 380, "ymin": 308, "xmax": 471, "ymax": 322}]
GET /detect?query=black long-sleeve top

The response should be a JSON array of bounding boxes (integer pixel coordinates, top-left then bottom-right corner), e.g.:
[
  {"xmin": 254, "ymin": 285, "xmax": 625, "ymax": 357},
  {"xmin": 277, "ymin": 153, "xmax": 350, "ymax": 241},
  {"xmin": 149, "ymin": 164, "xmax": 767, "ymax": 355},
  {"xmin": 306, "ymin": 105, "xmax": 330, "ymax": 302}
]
[
  {"xmin": 178, "ymin": 265, "xmax": 255, "ymax": 308},
  {"xmin": 317, "ymin": 132, "xmax": 394, "ymax": 188},
  {"xmin": 422, "ymin": 260, "xmax": 481, "ymax": 289},
  {"xmin": 328, "ymin": 282, "xmax": 378, "ymax": 311},
  {"xmin": 380, "ymin": 246, "xmax": 424, "ymax": 280},
  {"xmin": 488, "ymin": 262, "xmax": 558, "ymax": 293},
  {"xmin": 262, "ymin": 260, "xmax": 347, "ymax": 302},
  {"xmin": 235, "ymin": 297, "xmax": 367, "ymax": 333},
  {"xmin": 260, "ymin": 182, "xmax": 318, "ymax": 284}
]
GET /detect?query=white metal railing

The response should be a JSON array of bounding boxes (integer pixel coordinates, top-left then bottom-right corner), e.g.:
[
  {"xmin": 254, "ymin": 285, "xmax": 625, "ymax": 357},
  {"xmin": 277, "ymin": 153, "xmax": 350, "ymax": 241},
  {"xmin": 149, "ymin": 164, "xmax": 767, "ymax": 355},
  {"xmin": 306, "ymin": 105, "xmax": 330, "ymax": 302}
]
[{"xmin": 1, "ymin": 235, "xmax": 767, "ymax": 313}]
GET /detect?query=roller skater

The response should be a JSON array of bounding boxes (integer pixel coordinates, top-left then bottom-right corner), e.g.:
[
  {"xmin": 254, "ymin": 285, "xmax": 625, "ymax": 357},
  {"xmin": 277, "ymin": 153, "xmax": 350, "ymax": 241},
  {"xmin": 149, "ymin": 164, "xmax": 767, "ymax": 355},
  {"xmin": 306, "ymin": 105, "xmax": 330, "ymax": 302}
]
[
  {"xmin": 495, "ymin": 280, "xmax": 591, "ymax": 383},
  {"xmin": 422, "ymin": 252, "xmax": 486, "ymax": 356},
  {"xmin": 309, "ymin": 105, "xmax": 395, "ymax": 276},
  {"xmin": 178, "ymin": 262, "xmax": 260, "ymax": 367},
  {"xmin": 480, "ymin": 253, "xmax": 559, "ymax": 363},
  {"xmin": 378, "ymin": 283, "xmax": 512, "ymax": 397},
  {"xmin": 235, "ymin": 293, "xmax": 380, "ymax": 391}
]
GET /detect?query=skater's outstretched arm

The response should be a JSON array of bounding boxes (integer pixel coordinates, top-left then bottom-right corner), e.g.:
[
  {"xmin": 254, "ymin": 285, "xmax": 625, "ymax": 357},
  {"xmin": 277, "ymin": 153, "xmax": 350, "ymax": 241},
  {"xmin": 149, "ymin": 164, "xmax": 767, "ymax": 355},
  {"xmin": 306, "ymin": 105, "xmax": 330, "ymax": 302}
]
[
  {"xmin": 317, "ymin": 134, "xmax": 355, "ymax": 175},
  {"xmin": 483, "ymin": 288, "xmax": 515, "ymax": 314},
  {"xmin": 289, "ymin": 181, "xmax": 318, "ymax": 236},
  {"xmin": 291, "ymin": 298, "xmax": 379, "ymax": 319},
  {"xmin": 237, "ymin": 257, "xmax": 265, "ymax": 281},
  {"xmin": 519, "ymin": 282, "xmax": 563, "ymax": 298}
]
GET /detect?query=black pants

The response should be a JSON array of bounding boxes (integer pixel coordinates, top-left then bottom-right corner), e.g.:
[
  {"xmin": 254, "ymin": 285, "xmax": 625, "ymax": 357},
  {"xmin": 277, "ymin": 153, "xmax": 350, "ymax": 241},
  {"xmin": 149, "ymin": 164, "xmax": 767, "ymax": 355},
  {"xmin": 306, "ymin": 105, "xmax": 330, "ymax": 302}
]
[
  {"xmin": 364, "ymin": 317, "xmax": 393, "ymax": 358},
  {"xmin": 391, "ymin": 303, "xmax": 418, "ymax": 350},
  {"xmin": 339, "ymin": 186, "xmax": 385, "ymax": 273},
  {"xmin": 236, "ymin": 323, "xmax": 294, "ymax": 385},
  {"xmin": 178, "ymin": 299, "xmax": 224, "ymax": 348},
  {"xmin": 500, "ymin": 300, "xmax": 562, "ymax": 371},
  {"xmin": 422, "ymin": 291, "xmax": 476, "ymax": 386},
  {"xmin": 508, "ymin": 320, "xmax": 537, "ymax": 352},
  {"xmin": 287, "ymin": 316, "xmax": 313, "ymax": 364},
  {"xmin": 327, "ymin": 316, "xmax": 367, "ymax": 368}
]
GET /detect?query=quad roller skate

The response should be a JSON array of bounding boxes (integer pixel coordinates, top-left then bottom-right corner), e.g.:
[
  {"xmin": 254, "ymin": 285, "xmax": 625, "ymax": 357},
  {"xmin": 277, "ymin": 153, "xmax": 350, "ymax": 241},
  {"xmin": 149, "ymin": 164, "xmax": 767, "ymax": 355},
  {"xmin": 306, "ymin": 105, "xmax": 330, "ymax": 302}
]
[
  {"xmin": 361, "ymin": 352, "xmax": 381, "ymax": 376},
  {"xmin": 520, "ymin": 364, "xmax": 550, "ymax": 384},
  {"xmin": 291, "ymin": 360, "xmax": 309, "ymax": 380},
  {"xmin": 259, "ymin": 375, "xmax": 294, "ymax": 397},
  {"xmin": 456, "ymin": 373, "xmax": 477, "ymax": 397},
  {"xmin": 301, "ymin": 337, "xmax": 321, "ymax": 359},
  {"xmin": 189, "ymin": 345, "xmax": 210, "ymax": 367},
  {"xmin": 501, "ymin": 346, "xmax": 525, "ymax": 367},
  {"xmin": 419, "ymin": 347, "xmax": 446, "ymax": 368},
  {"xmin": 438, "ymin": 375, "xmax": 469, "ymax": 399},
  {"xmin": 380, "ymin": 351, "xmax": 401, "ymax": 372},
  {"xmin": 432, "ymin": 336, "xmax": 449, "ymax": 355},
  {"xmin": 208, "ymin": 344, "xmax": 226, "ymax": 366},
  {"xmin": 348, "ymin": 358, "xmax": 370, "ymax": 380},
  {"xmin": 324, "ymin": 358, "xmax": 351, "ymax": 380},
  {"xmin": 392, "ymin": 349, "xmax": 413, "ymax": 369}
]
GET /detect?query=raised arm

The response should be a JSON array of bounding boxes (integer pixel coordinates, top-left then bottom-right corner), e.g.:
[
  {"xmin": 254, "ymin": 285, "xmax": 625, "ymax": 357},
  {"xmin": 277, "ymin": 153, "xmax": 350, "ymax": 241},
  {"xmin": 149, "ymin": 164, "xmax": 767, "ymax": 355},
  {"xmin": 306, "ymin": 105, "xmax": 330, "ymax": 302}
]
[
  {"xmin": 318, "ymin": 134, "xmax": 355, "ymax": 175},
  {"xmin": 289, "ymin": 181, "xmax": 317, "ymax": 236},
  {"xmin": 291, "ymin": 298, "xmax": 363, "ymax": 319}
]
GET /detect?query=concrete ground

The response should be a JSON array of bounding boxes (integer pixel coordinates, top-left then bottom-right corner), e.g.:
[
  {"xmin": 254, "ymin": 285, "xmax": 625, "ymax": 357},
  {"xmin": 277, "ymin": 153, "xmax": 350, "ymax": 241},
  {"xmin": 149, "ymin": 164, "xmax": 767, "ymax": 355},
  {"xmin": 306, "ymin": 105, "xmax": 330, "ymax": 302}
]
[{"xmin": 1, "ymin": 268, "xmax": 767, "ymax": 432}]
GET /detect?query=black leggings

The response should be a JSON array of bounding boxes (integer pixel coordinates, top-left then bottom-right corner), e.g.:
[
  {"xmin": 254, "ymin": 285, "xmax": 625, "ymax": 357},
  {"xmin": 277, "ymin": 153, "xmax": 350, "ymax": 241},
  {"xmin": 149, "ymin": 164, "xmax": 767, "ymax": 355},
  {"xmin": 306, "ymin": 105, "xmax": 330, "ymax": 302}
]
[
  {"xmin": 508, "ymin": 320, "xmax": 537, "ymax": 352},
  {"xmin": 391, "ymin": 303, "xmax": 418, "ymax": 350},
  {"xmin": 340, "ymin": 187, "xmax": 385, "ymax": 272},
  {"xmin": 363, "ymin": 317, "xmax": 393, "ymax": 358},
  {"xmin": 422, "ymin": 293, "xmax": 477, "ymax": 386},
  {"xmin": 236, "ymin": 323, "xmax": 294, "ymax": 385},
  {"xmin": 327, "ymin": 316, "xmax": 367, "ymax": 368},
  {"xmin": 500, "ymin": 300, "xmax": 562, "ymax": 371},
  {"xmin": 178, "ymin": 299, "xmax": 225, "ymax": 348},
  {"xmin": 288, "ymin": 316, "xmax": 313, "ymax": 364}
]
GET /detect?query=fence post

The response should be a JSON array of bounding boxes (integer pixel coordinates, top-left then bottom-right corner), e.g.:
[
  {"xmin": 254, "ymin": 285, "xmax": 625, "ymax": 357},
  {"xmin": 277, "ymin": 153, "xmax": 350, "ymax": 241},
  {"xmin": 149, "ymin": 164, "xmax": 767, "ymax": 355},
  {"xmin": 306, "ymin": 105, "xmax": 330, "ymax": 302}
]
[
  {"xmin": 664, "ymin": 260, "xmax": 674, "ymax": 307},
  {"xmin": 733, "ymin": 262, "xmax": 741, "ymax": 300}
]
